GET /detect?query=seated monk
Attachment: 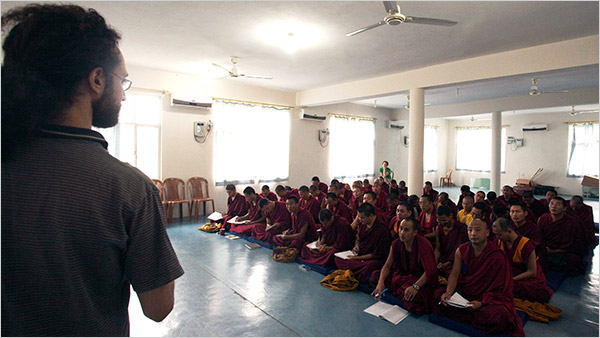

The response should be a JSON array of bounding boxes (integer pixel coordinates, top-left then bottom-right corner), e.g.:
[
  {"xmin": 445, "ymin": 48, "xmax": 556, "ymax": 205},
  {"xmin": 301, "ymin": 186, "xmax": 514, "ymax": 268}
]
[
  {"xmin": 230, "ymin": 187, "xmax": 266, "ymax": 235},
  {"xmin": 408, "ymin": 194, "xmax": 421, "ymax": 218},
  {"xmin": 260, "ymin": 185, "xmax": 278, "ymax": 202},
  {"xmin": 272, "ymin": 196, "xmax": 316, "ymax": 250},
  {"xmin": 251, "ymin": 198, "xmax": 291, "ymax": 243},
  {"xmin": 499, "ymin": 185, "xmax": 522, "ymax": 205},
  {"xmin": 386, "ymin": 192, "xmax": 402, "ymax": 221},
  {"xmin": 299, "ymin": 185, "xmax": 320, "ymax": 224},
  {"xmin": 370, "ymin": 218, "xmax": 438, "ymax": 315},
  {"xmin": 492, "ymin": 218, "xmax": 553, "ymax": 303},
  {"xmin": 399, "ymin": 180, "xmax": 408, "ymax": 195},
  {"xmin": 538, "ymin": 197, "xmax": 587, "ymax": 274},
  {"xmin": 510, "ymin": 202, "xmax": 542, "ymax": 244},
  {"xmin": 539, "ymin": 189, "xmax": 557, "ymax": 212},
  {"xmin": 397, "ymin": 186, "xmax": 409, "ymax": 202},
  {"xmin": 363, "ymin": 179, "xmax": 372, "ymax": 192},
  {"xmin": 568, "ymin": 195, "xmax": 596, "ymax": 247},
  {"xmin": 334, "ymin": 203, "xmax": 392, "ymax": 283},
  {"xmin": 457, "ymin": 185, "xmax": 475, "ymax": 211},
  {"xmin": 474, "ymin": 191, "xmax": 492, "ymax": 219},
  {"xmin": 309, "ymin": 184, "xmax": 327, "ymax": 210},
  {"xmin": 435, "ymin": 206, "xmax": 468, "ymax": 277},
  {"xmin": 359, "ymin": 191, "xmax": 389, "ymax": 227},
  {"xmin": 418, "ymin": 195, "xmax": 438, "ymax": 244},
  {"xmin": 472, "ymin": 202, "xmax": 494, "ymax": 241},
  {"xmin": 388, "ymin": 202, "xmax": 414, "ymax": 240},
  {"xmin": 325, "ymin": 192, "xmax": 353, "ymax": 223},
  {"xmin": 275, "ymin": 185, "xmax": 299, "ymax": 202},
  {"xmin": 372, "ymin": 179, "xmax": 389, "ymax": 214},
  {"xmin": 457, "ymin": 196, "xmax": 474, "ymax": 226},
  {"xmin": 220, "ymin": 184, "xmax": 248, "ymax": 231},
  {"xmin": 350, "ymin": 184, "xmax": 365, "ymax": 219},
  {"xmin": 390, "ymin": 179, "xmax": 399, "ymax": 191},
  {"xmin": 436, "ymin": 219, "xmax": 525, "ymax": 337},
  {"xmin": 300, "ymin": 209, "xmax": 355, "ymax": 267},
  {"xmin": 332, "ymin": 181, "xmax": 352, "ymax": 205},
  {"xmin": 312, "ymin": 176, "xmax": 329, "ymax": 194},
  {"xmin": 422, "ymin": 181, "xmax": 439, "ymax": 202},
  {"xmin": 436, "ymin": 192, "xmax": 458, "ymax": 220},
  {"xmin": 490, "ymin": 202, "xmax": 508, "ymax": 224},
  {"xmin": 508, "ymin": 197, "xmax": 537, "ymax": 224},
  {"xmin": 521, "ymin": 190, "xmax": 546, "ymax": 222}
]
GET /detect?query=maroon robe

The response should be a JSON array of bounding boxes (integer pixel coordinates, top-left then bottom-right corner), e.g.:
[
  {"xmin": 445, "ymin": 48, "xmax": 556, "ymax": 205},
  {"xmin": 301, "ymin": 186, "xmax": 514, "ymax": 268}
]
[
  {"xmin": 300, "ymin": 216, "xmax": 355, "ymax": 267},
  {"xmin": 498, "ymin": 192, "xmax": 523, "ymax": 205},
  {"xmin": 418, "ymin": 209, "xmax": 438, "ymax": 237},
  {"xmin": 457, "ymin": 192, "xmax": 475, "ymax": 210},
  {"xmin": 272, "ymin": 209, "xmax": 315, "ymax": 249},
  {"xmin": 339, "ymin": 189, "xmax": 353, "ymax": 205},
  {"xmin": 436, "ymin": 221, "xmax": 468, "ymax": 276},
  {"xmin": 538, "ymin": 213, "xmax": 586, "ymax": 272},
  {"xmin": 498, "ymin": 236, "xmax": 553, "ymax": 303},
  {"xmin": 382, "ymin": 235, "xmax": 438, "ymax": 315},
  {"xmin": 437, "ymin": 200, "xmax": 459, "ymax": 219},
  {"xmin": 318, "ymin": 182, "xmax": 329, "ymax": 194},
  {"xmin": 222, "ymin": 193, "xmax": 249, "ymax": 226},
  {"xmin": 252, "ymin": 201, "xmax": 291, "ymax": 243},
  {"xmin": 381, "ymin": 182, "xmax": 389, "ymax": 194},
  {"xmin": 435, "ymin": 241, "xmax": 525, "ymax": 337},
  {"xmin": 230, "ymin": 197, "xmax": 262, "ymax": 235},
  {"xmin": 351, "ymin": 195, "xmax": 363, "ymax": 219},
  {"xmin": 260, "ymin": 191, "xmax": 278, "ymax": 202},
  {"xmin": 375, "ymin": 191, "xmax": 389, "ymax": 214},
  {"xmin": 512, "ymin": 220, "xmax": 542, "ymax": 245},
  {"xmin": 327, "ymin": 201, "xmax": 352, "ymax": 223},
  {"xmin": 567, "ymin": 203, "xmax": 596, "ymax": 247},
  {"xmin": 300, "ymin": 195, "xmax": 321, "ymax": 224},
  {"xmin": 312, "ymin": 190, "xmax": 327, "ymax": 205},
  {"xmin": 423, "ymin": 188, "xmax": 439, "ymax": 203},
  {"xmin": 334, "ymin": 220, "xmax": 391, "ymax": 283},
  {"xmin": 525, "ymin": 199, "xmax": 547, "ymax": 221}
]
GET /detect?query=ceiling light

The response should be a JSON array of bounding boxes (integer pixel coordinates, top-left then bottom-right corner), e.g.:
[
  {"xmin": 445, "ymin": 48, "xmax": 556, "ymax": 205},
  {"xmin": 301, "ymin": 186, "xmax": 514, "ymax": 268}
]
[{"xmin": 258, "ymin": 22, "xmax": 322, "ymax": 53}]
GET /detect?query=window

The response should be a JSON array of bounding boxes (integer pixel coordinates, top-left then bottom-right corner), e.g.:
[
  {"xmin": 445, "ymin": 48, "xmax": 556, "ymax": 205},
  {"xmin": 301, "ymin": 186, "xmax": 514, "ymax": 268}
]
[
  {"xmin": 213, "ymin": 100, "xmax": 290, "ymax": 186},
  {"xmin": 455, "ymin": 127, "xmax": 506, "ymax": 172},
  {"xmin": 567, "ymin": 122, "xmax": 599, "ymax": 177},
  {"xmin": 94, "ymin": 92, "xmax": 161, "ymax": 179},
  {"xmin": 424, "ymin": 126, "xmax": 438, "ymax": 172},
  {"xmin": 329, "ymin": 115, "xmax": 375, "ymax": 180}
]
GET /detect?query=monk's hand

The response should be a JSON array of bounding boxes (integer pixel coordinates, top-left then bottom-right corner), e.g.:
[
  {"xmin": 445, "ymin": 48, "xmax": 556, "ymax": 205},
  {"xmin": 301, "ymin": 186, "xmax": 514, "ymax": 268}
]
[
  {"xmin": 371, "ymin": 284, "xmax": 385, "ymax": 299},
  {"xmin": 404, "ymin": 286, "xmax": 418, "ymax": 301},
  {"xmin": 318, "ymin": 245, "xmax": 331, "ymax": 254},
  {"xmin": 466, "ymin": 300, "xmax": 482, "ymax": 310},
  {"xmin": 440, "ymin": 291, "xmax": 452, "ymax": 305}
]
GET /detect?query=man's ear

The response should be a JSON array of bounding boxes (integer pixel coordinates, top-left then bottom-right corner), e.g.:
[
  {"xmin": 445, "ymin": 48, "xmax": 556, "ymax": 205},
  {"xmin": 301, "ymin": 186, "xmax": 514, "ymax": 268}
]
[{"xmin": 87, "ymin": 67, "xmax": 106, "ymax": 99}]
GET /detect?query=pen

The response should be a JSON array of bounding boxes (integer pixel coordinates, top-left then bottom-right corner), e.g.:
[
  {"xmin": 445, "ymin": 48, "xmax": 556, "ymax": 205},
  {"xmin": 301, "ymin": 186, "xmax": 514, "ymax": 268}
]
[{"xmin": 375, "ymin": 288, "xmax": 388, "ymax": 298}]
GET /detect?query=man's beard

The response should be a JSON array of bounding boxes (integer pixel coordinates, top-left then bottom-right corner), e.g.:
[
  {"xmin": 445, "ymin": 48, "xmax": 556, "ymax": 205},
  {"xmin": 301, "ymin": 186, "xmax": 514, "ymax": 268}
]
[{"xmin": 92, "ymin": 81, "xmax": 121, "ymax": 128}]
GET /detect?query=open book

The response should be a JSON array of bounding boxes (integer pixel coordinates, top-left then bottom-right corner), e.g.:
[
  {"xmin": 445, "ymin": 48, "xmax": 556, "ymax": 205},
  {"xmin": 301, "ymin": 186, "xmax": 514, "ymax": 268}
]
[
  {"xmin": 306, "ymin": 240, "xmax": 318, "ymax": 250},
  {"xmin": 364, "ymin": 301, "xmax": 409, "ymax": 325},
  {"xmin": 334, "ymin": 250, "xmax": 356, "ymax": 260},
  {"xmin": 207, "ymin": 211, "xmax": 223, "ymax": 221},
  {"xmin": 227, "ymin": 216, "xmax": 246, "ymax": 225},
  {"xmin": 245, "ymin": 243, "xmax": 262, "ymax": 250},
  {"xmin": 446, "ymin": 292, "xmax": 473, "ymax": 308}
]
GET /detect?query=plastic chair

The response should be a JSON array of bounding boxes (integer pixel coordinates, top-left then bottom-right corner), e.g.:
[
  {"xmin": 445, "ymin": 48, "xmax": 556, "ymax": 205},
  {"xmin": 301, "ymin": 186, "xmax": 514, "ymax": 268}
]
[
  {"xmin": 187, "ymin": 177, "xmax": 215, "ymax": 221},
  {"xmin": 440, "ymin": 168, "xmax": 454, "ymax": 187},
  {"xmin": 163, "ymin": 177, "xmax": 192, "ymax": 223},
  {"xmin": 151, "ymin": 179, "xmax": 168, "ymax": 214}
]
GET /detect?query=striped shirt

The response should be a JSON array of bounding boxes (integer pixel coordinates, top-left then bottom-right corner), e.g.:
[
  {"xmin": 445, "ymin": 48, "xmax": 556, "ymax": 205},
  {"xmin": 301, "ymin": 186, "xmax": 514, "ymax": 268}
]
[{"xmin": 1, "ymin": 125, "xmax": 184, "ymax": 336}]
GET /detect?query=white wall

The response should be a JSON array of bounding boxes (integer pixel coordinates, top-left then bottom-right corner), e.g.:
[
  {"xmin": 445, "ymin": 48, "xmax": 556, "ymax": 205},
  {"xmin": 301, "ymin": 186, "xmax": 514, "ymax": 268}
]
[{"xmin": 446, "ymin": 111, "xmax": 598, "ymax": 196}]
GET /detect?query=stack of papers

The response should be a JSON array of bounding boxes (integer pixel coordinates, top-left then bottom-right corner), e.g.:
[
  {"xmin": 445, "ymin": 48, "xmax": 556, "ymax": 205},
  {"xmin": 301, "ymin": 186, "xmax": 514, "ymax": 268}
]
[
  {"xmin": 207, "ymin": 212, "xmax": 223, "ymax": 221},
  {"xmin": 334, "ymin": 250, "xmax": 356, "ymax": 260},
  {"xmin": 446, "ymin": 293, "xmax": 472, "ymax": 308},
  {"xmin": 364, "ymin": 301, "xmax": 409, "ymax": 325}
]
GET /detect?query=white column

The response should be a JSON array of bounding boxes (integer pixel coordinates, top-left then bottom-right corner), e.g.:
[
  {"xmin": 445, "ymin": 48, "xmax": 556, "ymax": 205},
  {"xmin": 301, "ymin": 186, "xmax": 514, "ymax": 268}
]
[
  {"xmin": 491, "ymin": 111, "xmax": 502, "ymax": 192},
  {"xmin": 408, "ymin": 88, "xmax": 425, "ymax": 196}
]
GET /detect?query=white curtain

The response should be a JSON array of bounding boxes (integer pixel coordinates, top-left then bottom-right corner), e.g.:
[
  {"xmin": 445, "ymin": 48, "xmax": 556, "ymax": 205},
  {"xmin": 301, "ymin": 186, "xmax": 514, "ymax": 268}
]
[
  {"xmin": 329, "ymin": 115, "xmax": 375, "ymax": 180},
  {"xmin": 567, "ymin": 122, "xmax": 599, "ymax": 177},
  {"xmin": 424, "ymin": 126, "xmax": 438, "ymax": 172},
  {"xmin": 456, "ymin": 127, "xmax": 506, "ymax": 172},
  {"xmin": 213, "ymin": 100, "xmax": 290, "ymax": 185}
]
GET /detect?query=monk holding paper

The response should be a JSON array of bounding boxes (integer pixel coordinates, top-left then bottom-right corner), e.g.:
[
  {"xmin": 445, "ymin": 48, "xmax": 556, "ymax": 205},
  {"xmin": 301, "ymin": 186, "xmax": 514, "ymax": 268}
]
[{"xmin": 300, "ymin": 209, "xmax": 355, "ymax": 267}]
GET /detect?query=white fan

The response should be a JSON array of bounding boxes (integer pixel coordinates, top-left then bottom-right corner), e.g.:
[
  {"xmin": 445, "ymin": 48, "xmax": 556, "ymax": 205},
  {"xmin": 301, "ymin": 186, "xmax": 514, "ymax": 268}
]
[
  {"xmin": 346, "ymin": 1, "xmax": 457, "ymax": 37},
  {"xmin": 212, "ymin": 56, "xmax": 273, "ymax": 80},
  {"xmin": 404, "ymin": 95, "xmax": 431, "ymax": 109},
  {"xmin": 528, "ymin": 77, "xmax": 568, "ymax": 96},
  {"xmin": 569, "ymin": 105, "xmax": 599, "ymax": 116}
]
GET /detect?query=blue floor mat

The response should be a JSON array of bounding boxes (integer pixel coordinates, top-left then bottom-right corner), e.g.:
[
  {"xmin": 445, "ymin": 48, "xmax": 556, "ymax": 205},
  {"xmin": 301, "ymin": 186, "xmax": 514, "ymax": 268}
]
[
  {"xmin": 295, "ymin": 259, "xmax": 336, "ymax": 276},
  {"xmin": 545, "ymin": 270, "xmax": 569, "ymax": 291},
  {"xmin": 428, "ymin": 311, "xmax": 528, "ymax": 337}
]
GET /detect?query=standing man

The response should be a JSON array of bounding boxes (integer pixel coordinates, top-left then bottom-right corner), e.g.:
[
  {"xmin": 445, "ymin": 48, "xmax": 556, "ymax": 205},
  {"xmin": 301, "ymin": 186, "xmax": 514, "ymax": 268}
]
[{"xmin": 1, "ymin": 4, "xmax": 184, "ymax": 336}]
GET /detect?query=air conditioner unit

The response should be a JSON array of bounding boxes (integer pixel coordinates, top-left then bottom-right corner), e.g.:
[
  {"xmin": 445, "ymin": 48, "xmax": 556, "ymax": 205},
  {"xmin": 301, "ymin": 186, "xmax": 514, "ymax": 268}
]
[
  {"xmin": 522, "ymin": 124, "xmax": 548, "ymax": 132},
  {"xmin": 298, "ymin": 109, "xmax": 326, "ymax": 121},
  {"xmin": 170, "ymin": 94, "xmax": 211, "ymax": 109},
  {"xmin": 386, "ymin": 120, "xmax": 404, "ymax": 129}
]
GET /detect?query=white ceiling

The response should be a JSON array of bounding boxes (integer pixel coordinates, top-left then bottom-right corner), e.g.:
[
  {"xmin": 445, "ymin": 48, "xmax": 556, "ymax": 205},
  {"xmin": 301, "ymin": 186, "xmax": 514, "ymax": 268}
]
[{"xmin": 2, "ymin": 1, "xmax": 599, "ymax": 112}]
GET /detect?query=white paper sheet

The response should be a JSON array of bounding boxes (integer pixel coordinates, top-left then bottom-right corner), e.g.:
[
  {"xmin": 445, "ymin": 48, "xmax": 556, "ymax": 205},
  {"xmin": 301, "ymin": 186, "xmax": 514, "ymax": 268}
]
[
  {"xmin": 364, "ymin": 301, "xmax": 409, "ymax": 325},
  {"xmin": 446, "ymin": 292, "xmax": 473, "ymax": 308},
  {"xmin": 207, "ymin": 211, "xmax": 223, "ymax": 221},
  {"xmin": 306, "ymin": 241, "xmax": 318, "ymax": 250},
  {"xmin": 334, "ymin": 250, "xmax": 356, "ymax": 260}
]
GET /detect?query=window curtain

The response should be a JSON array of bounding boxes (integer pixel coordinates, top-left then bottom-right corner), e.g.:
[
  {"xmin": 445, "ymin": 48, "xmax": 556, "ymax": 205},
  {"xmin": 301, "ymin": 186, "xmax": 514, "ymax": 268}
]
[
  {"xmin": 567, "ymin": 122, "xmax": 599, "ymax": 177},
  {"xmin": 329, "ymin": 115, "xmax": 375, "ymax": 180},
  {"xmin": 456, "ymin": 127, "xmax": 506, "ymax": 172},
  {"xmin": 213, "ymin": 100, "xmax": 290, "ymax": 185},
  {"xmin": 424, "ymin": 126, "xmax": 438, "ymax": 172}
]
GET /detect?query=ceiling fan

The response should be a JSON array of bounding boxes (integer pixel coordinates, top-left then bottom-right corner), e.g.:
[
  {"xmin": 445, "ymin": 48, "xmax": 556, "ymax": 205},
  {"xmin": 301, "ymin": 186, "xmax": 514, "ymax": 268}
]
[
  {"xmin": 212, "ymin": 56, "xmax": 273, "ymax": 80},
  {"xmin": 346, "ymin": 1, "xmax": 457, "ymax": 37},
  {"xmin": 404, "ymin": 95, "xmax": 431, "ymax": 109},
  {"xmin": 528, "ymin": 77, "xmax": 568, "ymax": 96},
  {"xmin": 569, "ymin": 105, "xmax": 599, "ymax": 116}
]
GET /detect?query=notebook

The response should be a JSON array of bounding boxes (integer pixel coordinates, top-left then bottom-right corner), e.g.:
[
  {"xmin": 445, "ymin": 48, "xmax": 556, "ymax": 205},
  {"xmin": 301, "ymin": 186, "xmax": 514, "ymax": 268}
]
[
  {"xmin": 446, "ymin": 292, "xmax": 472, "ymax": 308},
  {"xmin": 245, "ymin": 243, "xmax": 262, "ymax": 250},
  {"xmin": 207, "ymin": 211, "xmax": 223, "ymax": 221},
  {"xmin": 364, "ymin": 301, "xmax": 409, "ymax": 325},
  {"xmin": 225, "ymin": 234, "xmax": 240, "ymax": 240},
  {"xmin": 334, "ymin": 250, "xmax": 356, "ymax": 260}
]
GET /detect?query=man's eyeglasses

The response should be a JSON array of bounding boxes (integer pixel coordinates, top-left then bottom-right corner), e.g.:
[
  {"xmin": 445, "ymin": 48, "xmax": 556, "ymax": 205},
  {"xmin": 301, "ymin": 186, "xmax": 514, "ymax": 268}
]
[{"xmin": 111, "ymin": 72, "xmax": 132, "ymax": 91}]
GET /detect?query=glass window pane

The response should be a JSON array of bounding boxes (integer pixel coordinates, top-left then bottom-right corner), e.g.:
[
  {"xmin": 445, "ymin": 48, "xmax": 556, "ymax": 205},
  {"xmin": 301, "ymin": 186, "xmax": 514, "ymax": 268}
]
[
  {"xmin": 136, "ymin": 126, "xmax": 159, "ymax": 179},
  {"xmin": 135, "ymin": 95, "xmax": 161, "ymax": 125},
  {"xmin": 119, "ymin": 123, "xmax": 136, "ymax": 166},
  {"xmin": 329, "ymin": 116, "xmax": 375, "ymax": 180},
  {"xmin": 119, "ymin": 98, "xmax": 135, "ymax": 123}
]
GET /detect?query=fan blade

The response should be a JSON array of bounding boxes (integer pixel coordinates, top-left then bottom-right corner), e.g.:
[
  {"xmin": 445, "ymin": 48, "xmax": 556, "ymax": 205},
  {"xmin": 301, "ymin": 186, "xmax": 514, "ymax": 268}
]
[
  {"xmin": 541, "ymin": 90, "xmax": 569, "ymax": 94},
  {"xmin": 212, "ymin": 63, "xmax": 232, "ymax": 74},
  {"xmin": 240, "ymin": 74, "xmax": 273, "ymax": 80},
  {"xmin": 346, "ymin": 21, "xmax": 386, "ymax": 36},
  {"xmin": 405, "ymin": 16, "xmax": 457, "ymax": 26},
  {"xmin": 383, "ymin": 1, "xmax": 399, "ymax": 14}
]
